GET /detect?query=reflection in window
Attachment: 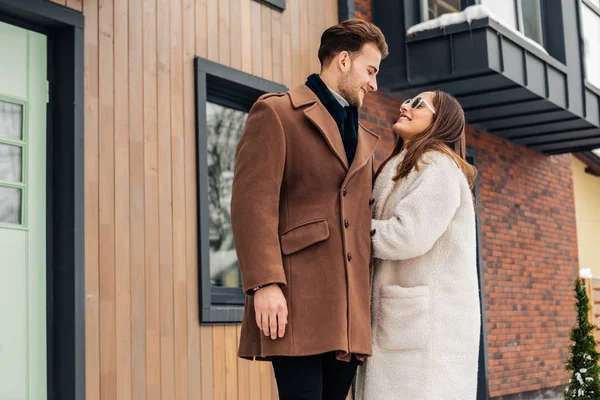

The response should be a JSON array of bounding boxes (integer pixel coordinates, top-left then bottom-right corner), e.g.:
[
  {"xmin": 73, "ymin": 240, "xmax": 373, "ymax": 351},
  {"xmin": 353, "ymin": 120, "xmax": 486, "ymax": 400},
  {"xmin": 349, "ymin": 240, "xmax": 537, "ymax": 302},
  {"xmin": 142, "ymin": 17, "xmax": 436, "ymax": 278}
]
[
  {"xmin": 582, "ymin": 4, "xmax": 600, "ymax": 89},
  {"xmin": 521, "ymin": 0, "xmax": 543, "ymax": 46},
  {"xmin": 0, "ymin": 186, "xmax": 21, "ymax": 224},
  {"xmin": 206, "ymin": 102, "xmax": 248, "ymax": 289},
  {"xmin": 0, "ymin": 101, "xmax": 23, "ymax": 141},
  {"xmin": 481, "ymin": 0, "xmax": 517, "ymax": 30},
  {"xmin": 481, "ymin": 0, "xmax": 546, "ymax": 47},
  {"xmin": 421, "ymin": 0, "xmax": 460, "ymax": 21},
  {"xmin": 0, "ymin": 143, "xmax": 22, "ymax": 183}
]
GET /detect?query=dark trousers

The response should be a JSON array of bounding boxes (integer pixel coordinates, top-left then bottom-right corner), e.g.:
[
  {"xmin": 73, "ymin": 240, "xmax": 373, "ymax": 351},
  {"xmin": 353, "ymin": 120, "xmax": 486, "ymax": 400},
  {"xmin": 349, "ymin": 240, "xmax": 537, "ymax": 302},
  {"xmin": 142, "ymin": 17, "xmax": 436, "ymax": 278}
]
[{"xmin": 271, "ymin": 352, "xmax": 358, "ymax": 400}]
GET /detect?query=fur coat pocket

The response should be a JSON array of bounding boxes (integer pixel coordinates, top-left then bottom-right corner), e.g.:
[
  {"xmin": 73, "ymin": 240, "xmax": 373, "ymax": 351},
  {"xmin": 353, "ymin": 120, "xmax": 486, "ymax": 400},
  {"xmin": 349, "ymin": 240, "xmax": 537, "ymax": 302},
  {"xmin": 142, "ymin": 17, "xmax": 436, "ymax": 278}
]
[{"xmin": 376, "ymin": 285, "xmax": 430, "ymax": 351}]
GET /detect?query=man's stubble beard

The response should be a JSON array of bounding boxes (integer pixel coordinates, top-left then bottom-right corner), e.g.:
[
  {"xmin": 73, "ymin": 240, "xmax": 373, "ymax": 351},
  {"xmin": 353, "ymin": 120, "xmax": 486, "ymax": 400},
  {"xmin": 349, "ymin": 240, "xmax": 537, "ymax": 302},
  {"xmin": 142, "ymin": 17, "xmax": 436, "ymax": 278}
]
[{"xmin": 338, "ymin": 70, "xmax": 362, "ymax": 108}]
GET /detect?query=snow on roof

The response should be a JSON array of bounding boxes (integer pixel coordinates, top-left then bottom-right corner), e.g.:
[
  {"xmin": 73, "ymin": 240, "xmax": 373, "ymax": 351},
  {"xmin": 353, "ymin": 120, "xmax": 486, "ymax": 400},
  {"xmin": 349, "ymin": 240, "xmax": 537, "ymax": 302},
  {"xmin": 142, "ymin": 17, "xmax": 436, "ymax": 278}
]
[{"xmin": 406, "ymin": 5, "xmax": 548, "ymax": 55}]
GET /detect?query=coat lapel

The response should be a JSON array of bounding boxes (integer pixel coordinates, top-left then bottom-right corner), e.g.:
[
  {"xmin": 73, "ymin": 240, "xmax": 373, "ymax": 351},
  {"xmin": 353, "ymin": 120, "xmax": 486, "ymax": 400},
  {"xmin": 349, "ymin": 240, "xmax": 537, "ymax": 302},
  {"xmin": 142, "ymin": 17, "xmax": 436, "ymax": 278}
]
[
  {"xmin": 304, "ymin": 103, "xmax": 350, "ymax": 169},
  {"xmin": 289, "ymin": 85, "xmax": 349, "ymax": 169},
  {"xmin": 345, "ymin": 123, "xmax": 379, "ymax": 181},
  {"xmin": 288, "ymin": 85, "xmax": 380, "ymax": 175}
]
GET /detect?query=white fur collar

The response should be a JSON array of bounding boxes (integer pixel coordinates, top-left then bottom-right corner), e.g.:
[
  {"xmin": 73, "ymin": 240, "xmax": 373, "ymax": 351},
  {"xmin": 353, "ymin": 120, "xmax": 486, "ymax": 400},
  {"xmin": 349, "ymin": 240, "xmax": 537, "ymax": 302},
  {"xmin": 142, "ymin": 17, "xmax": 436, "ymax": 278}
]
[{"xmin": 372, "ymin": 149, "xmax": 406, "ymax": 220}]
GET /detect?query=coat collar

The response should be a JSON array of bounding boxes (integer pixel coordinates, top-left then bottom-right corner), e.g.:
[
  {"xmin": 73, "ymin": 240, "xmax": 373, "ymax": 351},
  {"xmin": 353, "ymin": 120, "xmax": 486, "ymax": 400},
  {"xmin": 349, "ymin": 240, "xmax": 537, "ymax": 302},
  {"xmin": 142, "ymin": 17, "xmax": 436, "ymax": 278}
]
[
  {"xmin": 288, "ymin": 84, "xmax": 319, "ymax": 109},
  {"xmin": 288, "ymin": 84, "xmax": 380, "ymax": 172}
]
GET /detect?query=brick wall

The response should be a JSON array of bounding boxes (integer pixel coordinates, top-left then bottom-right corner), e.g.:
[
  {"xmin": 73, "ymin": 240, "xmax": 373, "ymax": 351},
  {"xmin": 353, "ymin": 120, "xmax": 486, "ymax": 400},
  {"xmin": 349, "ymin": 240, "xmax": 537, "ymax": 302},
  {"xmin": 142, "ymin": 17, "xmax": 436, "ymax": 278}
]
[
  {"xmin": 467, "ymin": 128, "xmax": 578, "ymax": 397},
  {"xmin": 354, "ymin": 0, "xmax": 372, "ymax": 21},
  {"xmin": 355, "ymin": 1, "xmax": 579, "ymax": 397},
  {"xmin": 360, "ymin": 91, "xmax": 403, "ymax": 164}
]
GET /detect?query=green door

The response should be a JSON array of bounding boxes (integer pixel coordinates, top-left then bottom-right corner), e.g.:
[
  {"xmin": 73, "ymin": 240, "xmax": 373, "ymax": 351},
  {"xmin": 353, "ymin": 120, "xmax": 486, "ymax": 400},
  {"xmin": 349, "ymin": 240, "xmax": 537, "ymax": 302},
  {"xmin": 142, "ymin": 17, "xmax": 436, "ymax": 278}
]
[{"xmin": 0, "ymin": 21, "xmax": 48, "ymax": 400}]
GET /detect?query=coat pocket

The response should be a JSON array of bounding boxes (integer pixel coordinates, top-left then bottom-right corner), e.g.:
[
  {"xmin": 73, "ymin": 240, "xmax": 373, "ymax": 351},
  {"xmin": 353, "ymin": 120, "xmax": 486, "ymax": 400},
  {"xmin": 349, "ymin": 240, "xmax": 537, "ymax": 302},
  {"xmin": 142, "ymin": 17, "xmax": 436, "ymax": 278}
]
[
  {"xmin": 280, "ymin": 219, "xmax": 330, "ymax": 255},
  {"xmin": 376, "ymin": 285, "xmax": 430, "ymax": 351}
]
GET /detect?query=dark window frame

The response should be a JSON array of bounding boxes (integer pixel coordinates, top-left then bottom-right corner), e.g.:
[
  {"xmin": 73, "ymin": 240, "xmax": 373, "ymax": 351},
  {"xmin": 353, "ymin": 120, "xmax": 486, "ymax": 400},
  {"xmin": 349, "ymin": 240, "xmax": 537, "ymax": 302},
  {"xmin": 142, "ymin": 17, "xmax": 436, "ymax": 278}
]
[
  {"xmin": 418, "ymin": 0, "xmax": 471, "ymax": 21},
  {"xmin": 253, "ymin": 0, "xmax": 285, "ymax": 12},
  {"xmin": 582, "ymin": 0, "xmax": 600, "ymax": 15},
  {"xmin": 338, "ymin": 0, "xmax": 355, "ymax": 21},
  {"xmin": 467, "ymin": 147, "xmax": 491, "ymax": 400},
  {"xmin": 195, "ymin": 57, "xmax": 287, "ymax": 324}
]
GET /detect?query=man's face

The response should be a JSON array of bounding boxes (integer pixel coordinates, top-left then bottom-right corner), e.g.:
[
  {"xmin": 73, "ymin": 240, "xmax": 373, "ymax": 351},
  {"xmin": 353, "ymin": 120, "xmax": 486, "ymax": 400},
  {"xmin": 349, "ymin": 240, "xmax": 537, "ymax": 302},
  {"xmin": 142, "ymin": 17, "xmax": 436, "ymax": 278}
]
[{"xmin": 338, "ymin": 43, "xmax": 381, "ymax": 108}]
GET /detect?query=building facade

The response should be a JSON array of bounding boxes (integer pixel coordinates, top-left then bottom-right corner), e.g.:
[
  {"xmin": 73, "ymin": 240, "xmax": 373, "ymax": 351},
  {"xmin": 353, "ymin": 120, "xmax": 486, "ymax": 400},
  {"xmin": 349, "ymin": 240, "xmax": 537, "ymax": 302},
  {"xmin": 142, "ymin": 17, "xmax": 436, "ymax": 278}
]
[
  {"xmin": 0, "ymin": 0, "xmax": 598, "ymax": 399},
  {"xmin": 572, "ymin": 152, "xmax": 600, "ymax": 277}
]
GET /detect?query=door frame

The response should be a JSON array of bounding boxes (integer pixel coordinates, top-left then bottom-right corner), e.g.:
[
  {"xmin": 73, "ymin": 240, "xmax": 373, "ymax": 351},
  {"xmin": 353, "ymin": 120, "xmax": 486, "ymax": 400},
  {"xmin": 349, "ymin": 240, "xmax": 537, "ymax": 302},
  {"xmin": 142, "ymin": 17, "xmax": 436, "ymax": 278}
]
[
  {"xmin": 467, "ymin": 147, "xmax": 491, "ymax": 400},
  {"xmin": 0, "ymin": 1, "xmax": 84, "ymax": 400}
]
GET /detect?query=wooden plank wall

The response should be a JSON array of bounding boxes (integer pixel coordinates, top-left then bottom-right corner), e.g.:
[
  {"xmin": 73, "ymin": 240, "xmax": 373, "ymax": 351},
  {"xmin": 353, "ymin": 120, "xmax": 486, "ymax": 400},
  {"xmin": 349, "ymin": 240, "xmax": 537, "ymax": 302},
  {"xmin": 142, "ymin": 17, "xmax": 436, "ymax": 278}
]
[{"xmin": 50, "ymin": 0, "xmax": 339, "ymax": 398}]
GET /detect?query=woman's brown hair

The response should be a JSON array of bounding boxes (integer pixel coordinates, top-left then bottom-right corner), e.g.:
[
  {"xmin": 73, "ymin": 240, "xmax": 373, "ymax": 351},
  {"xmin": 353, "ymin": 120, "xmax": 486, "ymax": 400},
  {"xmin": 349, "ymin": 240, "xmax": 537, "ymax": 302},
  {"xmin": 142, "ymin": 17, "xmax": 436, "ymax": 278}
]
[{"xmin": 378, "ymin": 90, "xmax": 477, "ymax": 188}]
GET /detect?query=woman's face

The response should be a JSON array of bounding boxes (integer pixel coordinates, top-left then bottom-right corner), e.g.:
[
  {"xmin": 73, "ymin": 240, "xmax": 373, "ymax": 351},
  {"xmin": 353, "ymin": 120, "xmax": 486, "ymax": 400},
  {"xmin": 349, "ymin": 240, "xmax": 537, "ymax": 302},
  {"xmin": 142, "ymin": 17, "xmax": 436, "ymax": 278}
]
[{"xmin": 392, "ymin": 91, "xmax": 436, "ymax": 142}]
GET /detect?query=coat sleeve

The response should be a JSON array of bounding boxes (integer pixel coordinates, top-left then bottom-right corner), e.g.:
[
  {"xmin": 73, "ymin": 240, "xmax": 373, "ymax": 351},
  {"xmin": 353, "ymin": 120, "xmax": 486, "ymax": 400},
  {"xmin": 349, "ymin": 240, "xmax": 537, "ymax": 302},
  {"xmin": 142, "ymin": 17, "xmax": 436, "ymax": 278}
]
[
  {"xmin": 371, "ymin": 155, "xmax": 462, "ymax": 261},
  {"xmin": 231, "ymin": 99, "xmax": 287, "ymax": 294}
]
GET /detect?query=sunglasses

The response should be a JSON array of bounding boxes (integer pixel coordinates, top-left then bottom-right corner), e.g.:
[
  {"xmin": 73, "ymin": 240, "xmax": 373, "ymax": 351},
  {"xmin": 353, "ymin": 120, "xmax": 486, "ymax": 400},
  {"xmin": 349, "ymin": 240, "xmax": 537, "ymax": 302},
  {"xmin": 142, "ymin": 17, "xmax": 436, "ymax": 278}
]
[{"xmin": 403, "ymin": 97, "xmax": 436, "ymax": 114}]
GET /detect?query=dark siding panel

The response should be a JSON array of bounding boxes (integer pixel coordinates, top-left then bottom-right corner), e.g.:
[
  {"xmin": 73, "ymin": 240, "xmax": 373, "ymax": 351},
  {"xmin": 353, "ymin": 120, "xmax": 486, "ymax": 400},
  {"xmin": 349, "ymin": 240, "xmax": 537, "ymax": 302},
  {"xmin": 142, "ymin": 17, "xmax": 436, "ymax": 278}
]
[
  {"xmin": 484, "ymin": 110, "xmax": 574, "ymax": 131},
  {"xmin": 547, "ymin": 67, "xmax": 567, "ymax": 108},
  {"xmin": 495, "ymin": 118, "xmax": 590, "ymax": 138},
  {"xmin": 585, "ymin": 88, "xmax": 600, "ymax": 125},
  {"xmin": 532, "ymin": 136, "xmax": 600, "ymax": 153},
  {"xmin": 515, "ymin": 127, "xmax": 600, "ymax": 146},
  {"xmin": 500, "ymin": 38, "xmax": 526, "ymax": 86},
  {"xmin": 453, "ymin": 30, "xmax": 489, "ymax": 72},
  {"xmin": 467, "ymin": 99, "xmax": 557, "ymax": 123},
  {"xmin": 525, "ymin": 53, "xmax": 546, "ymax": 96},
  {"xmin": 407, "ymin": 37, "xmax": 451, "ymax": 82}
]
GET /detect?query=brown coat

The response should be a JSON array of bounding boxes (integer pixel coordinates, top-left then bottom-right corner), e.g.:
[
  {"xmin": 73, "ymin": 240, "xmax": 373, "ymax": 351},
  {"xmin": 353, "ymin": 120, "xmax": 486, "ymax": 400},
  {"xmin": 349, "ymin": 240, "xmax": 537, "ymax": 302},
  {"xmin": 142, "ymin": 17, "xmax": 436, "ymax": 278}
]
[{"xmin": 231, "ymin": 84, "xmax": 378, "ymax": 362}]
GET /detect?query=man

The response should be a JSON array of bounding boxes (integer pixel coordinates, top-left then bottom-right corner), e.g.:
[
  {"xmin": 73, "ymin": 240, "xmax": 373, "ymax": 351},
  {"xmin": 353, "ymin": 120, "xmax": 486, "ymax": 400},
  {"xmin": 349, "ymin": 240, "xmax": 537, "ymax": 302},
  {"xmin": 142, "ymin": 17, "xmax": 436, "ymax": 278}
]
[{"xmin": 231, "ymin": 18, "xmax": 388, "ymax": 400}]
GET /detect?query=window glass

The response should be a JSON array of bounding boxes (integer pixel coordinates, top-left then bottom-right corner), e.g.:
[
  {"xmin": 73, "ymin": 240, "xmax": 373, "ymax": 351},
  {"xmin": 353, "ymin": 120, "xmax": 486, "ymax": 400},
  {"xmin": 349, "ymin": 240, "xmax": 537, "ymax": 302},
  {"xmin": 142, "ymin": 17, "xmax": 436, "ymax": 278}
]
[
  {"xmin": 0, "ymin": 101, "xmax": 23, "ymax": 141},
  {"xmin": 582, "ymin": 4, "xmax": 600, "ymax": 89},
  {"xmin": 481, "ymin": 0, "xmax": 518, "ymax": 30},
  {"xmin": 206, "ymin": 101, "xmax": 248, "ymax": 289},
  {"xmin": 0, "ymin": 143, "xmax": 22, "ymax": 183},
  {"xmin": 0, "ymin": 186, "xmax": 21, "ymax": 224},
  {"xmin": 421, "ymin": 0, "xmax": 461, "ymax": 21},
  {"xmin": 521, "ymin": 0, "xmax": 544, "ymax": 45}
]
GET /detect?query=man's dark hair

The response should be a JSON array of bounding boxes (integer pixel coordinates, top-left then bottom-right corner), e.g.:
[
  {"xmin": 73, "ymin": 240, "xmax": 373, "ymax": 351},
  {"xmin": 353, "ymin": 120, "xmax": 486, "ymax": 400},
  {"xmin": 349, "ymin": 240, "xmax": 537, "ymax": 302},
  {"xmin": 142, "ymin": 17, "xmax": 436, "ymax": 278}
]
[{"xmin": 318, "ymin": 18, "xmax": 389, "ymax": 67}]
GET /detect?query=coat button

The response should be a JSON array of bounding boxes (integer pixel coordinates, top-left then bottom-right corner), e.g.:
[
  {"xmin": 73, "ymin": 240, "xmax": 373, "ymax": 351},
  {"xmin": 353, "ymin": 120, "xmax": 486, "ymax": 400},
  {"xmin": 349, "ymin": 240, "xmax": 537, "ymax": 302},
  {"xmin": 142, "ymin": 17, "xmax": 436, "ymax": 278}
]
[
  {"xmin": 343, "ymin": 188, "xmax": 348, "ymax": 196},
  {"xmin": 344, "ymin": 219, "xmax": 350, "ymax": 228},
  {"xmin": 347, "ymin": 253, "xmax": 352, "ymax": 261},
  {"xmin": 369, "ymin": 198, "xmax": 375, "ymax": 206},
  {"xmin": 370, "ymin": 229, "xmax": 376, "ymax": 237}
]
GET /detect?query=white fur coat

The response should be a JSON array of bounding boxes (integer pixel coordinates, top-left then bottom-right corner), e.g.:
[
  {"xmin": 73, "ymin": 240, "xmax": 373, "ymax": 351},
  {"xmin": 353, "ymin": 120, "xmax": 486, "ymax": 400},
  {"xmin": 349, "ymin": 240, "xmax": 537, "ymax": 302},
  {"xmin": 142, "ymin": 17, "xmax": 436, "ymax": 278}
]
[{"xmin": 356, "ymin": 150, "xmax": 481, "ymax": 400}]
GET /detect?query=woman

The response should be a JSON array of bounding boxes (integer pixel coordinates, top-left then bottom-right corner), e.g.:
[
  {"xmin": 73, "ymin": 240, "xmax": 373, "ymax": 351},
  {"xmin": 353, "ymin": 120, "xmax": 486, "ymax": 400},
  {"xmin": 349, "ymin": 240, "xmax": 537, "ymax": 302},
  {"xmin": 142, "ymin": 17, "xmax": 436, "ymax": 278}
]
[{"xmin": 356, "ymin": 91, "xmax": 480, "ymax": 400}]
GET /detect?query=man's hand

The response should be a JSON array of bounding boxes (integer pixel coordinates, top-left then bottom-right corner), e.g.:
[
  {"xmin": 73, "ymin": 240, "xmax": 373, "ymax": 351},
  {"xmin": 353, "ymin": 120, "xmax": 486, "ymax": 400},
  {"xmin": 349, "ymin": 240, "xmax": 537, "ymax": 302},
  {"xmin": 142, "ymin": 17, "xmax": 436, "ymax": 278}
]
[{"xmin": 254, "ymin": 284, "xmax": 288, "ymax": 340}]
